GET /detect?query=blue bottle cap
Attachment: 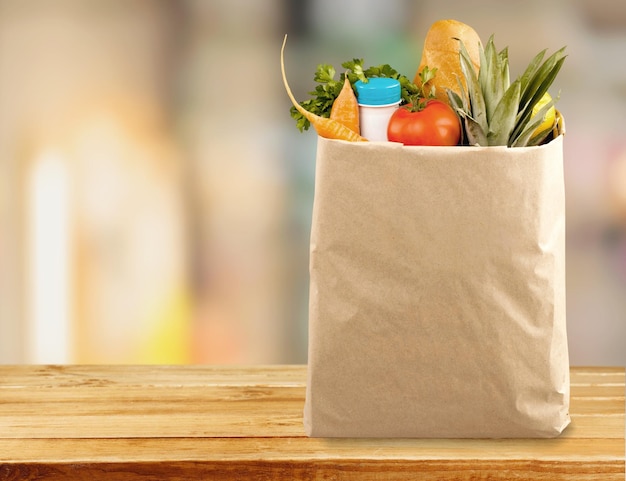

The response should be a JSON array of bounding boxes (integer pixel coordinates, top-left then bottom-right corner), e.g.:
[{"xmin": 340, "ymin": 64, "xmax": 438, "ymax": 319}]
[{"xmin": 354, "ymin": 77, "xmax": 401, "ymax": 106}]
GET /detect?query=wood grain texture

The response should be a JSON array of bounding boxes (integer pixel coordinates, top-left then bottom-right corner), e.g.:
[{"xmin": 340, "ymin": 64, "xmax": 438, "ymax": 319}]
[{"xmin": 0, "ymin": 366, "xmax": 623, "ymax": 480}]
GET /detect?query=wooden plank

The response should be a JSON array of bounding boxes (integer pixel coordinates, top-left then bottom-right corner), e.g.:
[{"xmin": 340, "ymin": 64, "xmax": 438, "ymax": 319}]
[
  {"xmin": 0, "ymin": 460, "xmax": 622, "ymax": 481},
  {"xmin": 0, "ymin": 380, "xmax": 622, "ymax": 402},
  {"xmin": 0, "ymin": 437, "xmax": 624, "ymax": 463},
  {"xmin": 0, "ymin": 364, "xmax": 308, "ymax": 388},
  {"xmin": 0, "ymin": 398, "xmax": 622, "ymax": 439},
  {"xmin": 0, "ymin": 410, "xmax": 621, "ymax": 440},
  {"xmin": 0, "ymin": 365, "xmax": 621, "ymax": 388},
  {"xmin": 0, "ymin": 438, "xmax": 624, "ymax": 481},
  {"xmin": 1, "ymin": 366, "xmax": 622, "ymax": 396},
  {"xmin": 569, "ymin": 395, "xmax": 625, "ymax": 415},
  {"xmin": 0, "ymin": 393, "xmax": 623, "ymax": 439}
]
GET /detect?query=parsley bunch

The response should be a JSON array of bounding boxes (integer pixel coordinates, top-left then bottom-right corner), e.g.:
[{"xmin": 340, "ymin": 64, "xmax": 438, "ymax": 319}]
[{"xmin": 290, "ymin": 59, "xmax": 420, "ymax": 132}]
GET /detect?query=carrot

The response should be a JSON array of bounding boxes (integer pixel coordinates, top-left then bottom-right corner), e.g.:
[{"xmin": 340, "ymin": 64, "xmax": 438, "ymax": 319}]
[
  {"xmin": 330, "ymin": 74, "xmax": 360, "ymax": 134},
  {"xmin": 281, "ymin": 35, "xmax": 367, "ymax": 142}
]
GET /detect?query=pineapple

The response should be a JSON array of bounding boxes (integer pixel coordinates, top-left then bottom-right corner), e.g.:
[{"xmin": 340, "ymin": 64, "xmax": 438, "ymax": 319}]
[{"xmin": 447, "ymin": 36, "xmax": 566, "ymax": 147}]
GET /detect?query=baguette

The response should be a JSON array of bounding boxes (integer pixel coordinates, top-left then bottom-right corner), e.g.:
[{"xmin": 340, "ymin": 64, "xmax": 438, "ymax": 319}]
[{"xmin": 414, "ymin": 19, "xmax": 482, "ymax": 105}]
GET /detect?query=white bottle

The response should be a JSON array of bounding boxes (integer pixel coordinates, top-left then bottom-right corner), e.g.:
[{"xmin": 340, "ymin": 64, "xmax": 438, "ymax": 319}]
[{"xmin": 354, "ymin": 78, "xmax": 401, "ymax": 141}]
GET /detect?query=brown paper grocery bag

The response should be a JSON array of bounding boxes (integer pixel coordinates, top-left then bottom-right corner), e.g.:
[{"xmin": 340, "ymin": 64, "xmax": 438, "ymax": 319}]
[{"xmin": 304, "ymin": 135, "xmax": 570, "ymax": 438}]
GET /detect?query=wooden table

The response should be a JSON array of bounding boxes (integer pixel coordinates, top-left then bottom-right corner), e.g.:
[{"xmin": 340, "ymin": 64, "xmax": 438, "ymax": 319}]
[{"xmin": 0, "ymin": 365, "xmax": 623, "ymax": 480}]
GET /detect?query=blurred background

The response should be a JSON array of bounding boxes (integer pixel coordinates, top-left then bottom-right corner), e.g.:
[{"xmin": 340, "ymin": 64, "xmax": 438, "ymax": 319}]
[{"xmin": 0, "ymin": 0, "xmax": 624, "ymax": 365}]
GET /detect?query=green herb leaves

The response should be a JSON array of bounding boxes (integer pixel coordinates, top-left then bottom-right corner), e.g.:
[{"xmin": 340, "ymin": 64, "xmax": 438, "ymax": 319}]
[{"xmin": 290, "ymin": 59, "xmax": 420, "ymax": 132}]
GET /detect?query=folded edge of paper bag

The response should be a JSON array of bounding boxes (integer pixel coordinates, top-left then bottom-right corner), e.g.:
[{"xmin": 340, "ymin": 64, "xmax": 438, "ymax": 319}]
[{"xmin": 304, "ymin": 135, "xmax": 570, "ymax": 438}]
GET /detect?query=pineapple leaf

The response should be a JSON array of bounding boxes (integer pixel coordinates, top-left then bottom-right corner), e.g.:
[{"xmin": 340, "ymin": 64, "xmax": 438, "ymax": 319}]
[
  {"xmin": 459, "ymin": 41, "xmax": 488, "ymax": 135},
  {"xmin": 498, "ymin": 46, "xmax": 510, "ymax": 92},
  {"xmin": 477, "ymin": 36, "xmax": 490, "ymax": 88},
  {"xmin": 446, "ymin": 89, "xmax": 465, "ymax": 113},
  {"xmin": 465, "ymin": 115, "xmax": 489, "ymax": 146},
  {"xmin": 446, "ymin": 89, "xmax": 468, "ymax": 145},
  {"xmin": 512, "ymin": 98, "xmax": 556, "ymax": 147},
  {"xmin": 479, "ymin": 36, "xmax": 506, "ymax": 123},
  {"xmin": 488, "ymin": 79, "xmax": 521, "ymax": 146},
  {"xmin": 518, "ymin": 49, "xmax": 546, "ymax": 102},
  {"xmin": 454, "ymin": 74, "xmax": 470, "ymax": 110},
  {"xmin": 511, "ymin": 53, "xmax": 566, "ymax": 143},
  {"xmin": 520, "ymin": 47, "xmax": 566, "ymax": 110},
  {"xmin": 511, "ymin": 115, "xmax": 547, "ymax": 147}
]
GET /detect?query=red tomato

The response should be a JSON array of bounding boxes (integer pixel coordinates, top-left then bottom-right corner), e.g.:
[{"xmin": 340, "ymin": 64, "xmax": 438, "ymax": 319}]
[{"xmin": 387, "ymin": 99, "xmax": 461, "ymax": 146}]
